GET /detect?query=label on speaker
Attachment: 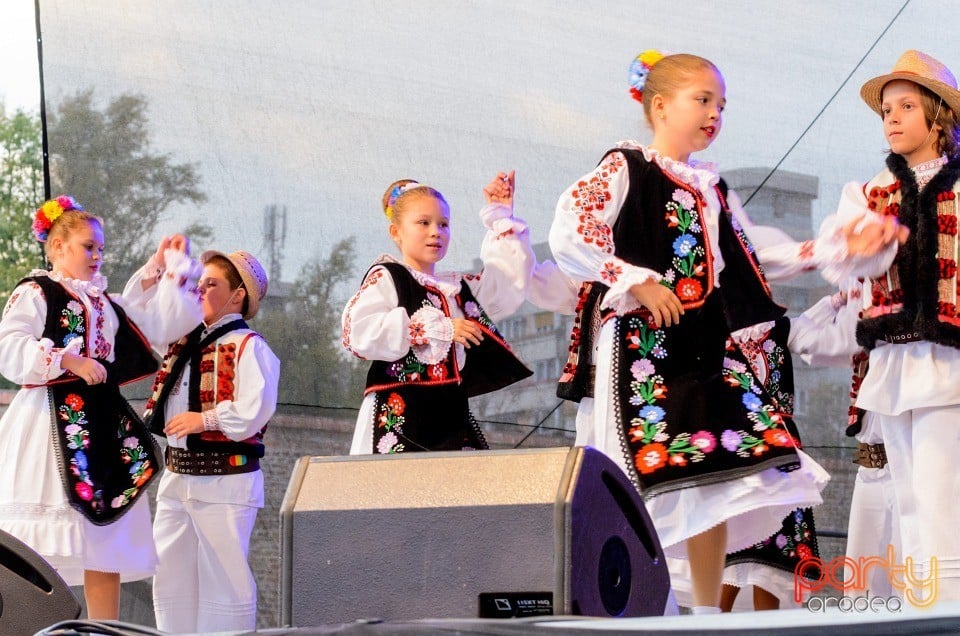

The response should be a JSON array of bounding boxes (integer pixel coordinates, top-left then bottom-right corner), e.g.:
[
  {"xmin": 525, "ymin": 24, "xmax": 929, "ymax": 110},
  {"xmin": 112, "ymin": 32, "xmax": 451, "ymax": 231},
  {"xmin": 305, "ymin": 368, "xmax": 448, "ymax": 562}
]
[{"xmin": 478, "ymin": 592, "xmax": 553, "ymax": 618}]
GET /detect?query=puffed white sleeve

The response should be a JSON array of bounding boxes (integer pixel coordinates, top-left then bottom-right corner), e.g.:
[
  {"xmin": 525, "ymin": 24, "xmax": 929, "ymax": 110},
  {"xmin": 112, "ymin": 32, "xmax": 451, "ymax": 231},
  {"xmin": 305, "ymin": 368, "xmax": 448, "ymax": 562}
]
[
  {"xmin": 0, "ymin": 282, "xmax": 82, "ymax": 385},
  {"xmin": 118, "ymin": 248, "xmax": 203, "ymax": 349},
  {"xmin": 788, "ymin": 279, "xmax": 863, "ymax": 367},
  {"xmin": 341, "ymin": 265, "xmax": 454, "ymax": 366},
  {"xmin": 548, "ymin": 151, "xmax": 660, "ymax": 315},
  {"xmin": 732, "ymin": 185, "xmax": 896, "ymax": 284},
  {"xmin": 462, "ymin": 203, "xmax": 535, "ymax": 322},
  {"xmin": 527, "ymin": 260, "xmax": 580, "ymax": 315},
  {"xmin": 202, "ymin": 335, "xmax": 280, "ymax": 440}
]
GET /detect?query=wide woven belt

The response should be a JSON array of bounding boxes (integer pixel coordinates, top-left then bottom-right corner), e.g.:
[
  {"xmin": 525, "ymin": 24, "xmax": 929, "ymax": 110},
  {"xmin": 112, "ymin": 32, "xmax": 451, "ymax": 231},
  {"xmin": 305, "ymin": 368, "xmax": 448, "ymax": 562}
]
[
  {"xmin": 165, "ymin": 446, "xmax": 260, "ymax": 476},
  {"xmin": 853, "ymin": 442, "xmax": 887, "ymax": 469}
]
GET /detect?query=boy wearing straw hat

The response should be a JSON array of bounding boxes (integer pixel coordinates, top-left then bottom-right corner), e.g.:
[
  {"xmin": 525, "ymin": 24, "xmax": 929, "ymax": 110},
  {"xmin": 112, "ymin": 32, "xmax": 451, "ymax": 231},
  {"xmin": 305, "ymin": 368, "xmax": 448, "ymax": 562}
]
[
  {"xmin": 839, "ymin": 49, "xmax": 960, "ymax": 605},
  {"xmin": 145, "ymin": 250, "xmax": 280, "ymax": 632}
]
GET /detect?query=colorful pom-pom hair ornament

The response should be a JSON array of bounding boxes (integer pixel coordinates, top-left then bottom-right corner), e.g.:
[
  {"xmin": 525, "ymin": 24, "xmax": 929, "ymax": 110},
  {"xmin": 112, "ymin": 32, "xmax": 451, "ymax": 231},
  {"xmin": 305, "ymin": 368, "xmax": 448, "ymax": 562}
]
[
  {"xmin": 33, "ymin": 195, "xmax": 85, "ymax": 242},
  {"xmin": 384, "ymin": 180, "xmax": 431, "ymax": 221},
  {"xmin": 629, "ymin": 49, "xmax": 666, "ymax": 103}
]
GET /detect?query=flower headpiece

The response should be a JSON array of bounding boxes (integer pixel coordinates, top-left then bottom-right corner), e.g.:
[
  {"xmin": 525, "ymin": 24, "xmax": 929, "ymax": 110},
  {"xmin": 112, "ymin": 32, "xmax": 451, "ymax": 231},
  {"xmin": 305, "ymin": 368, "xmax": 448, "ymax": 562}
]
[
  {"xmin": 384, "ymin": 180, "xmax": 431, "ymax": 221},
  {"xmin": 33, "ymin": 195, "xmax": 85, "ymax": 242},
  {"xmin": 629, "ymin": 49, "xmax": 666, "ymax": 103}
]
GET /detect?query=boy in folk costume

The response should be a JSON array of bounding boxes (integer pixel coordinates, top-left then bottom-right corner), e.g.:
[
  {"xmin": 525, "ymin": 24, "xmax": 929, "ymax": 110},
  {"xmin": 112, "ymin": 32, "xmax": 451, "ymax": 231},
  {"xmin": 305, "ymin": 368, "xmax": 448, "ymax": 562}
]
[
  {"xmin": 842, "ymin": 49, "xmax": 960, "ymax": 604},
  {"xmin": 144, "ymin": 250, "xmax": 279, "ymax": 633}
]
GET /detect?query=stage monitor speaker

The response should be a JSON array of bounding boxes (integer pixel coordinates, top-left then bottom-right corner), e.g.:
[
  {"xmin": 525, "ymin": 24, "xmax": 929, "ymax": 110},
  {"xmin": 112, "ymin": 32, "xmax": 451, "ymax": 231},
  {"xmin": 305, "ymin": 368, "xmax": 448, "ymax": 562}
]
[
  {"xmin": 279, "ymin": 446, "xmax": 671, "ymax": 626},
  {"xmin": 0, "ymin": 528, "xmax": 81, "ymax": 635}
]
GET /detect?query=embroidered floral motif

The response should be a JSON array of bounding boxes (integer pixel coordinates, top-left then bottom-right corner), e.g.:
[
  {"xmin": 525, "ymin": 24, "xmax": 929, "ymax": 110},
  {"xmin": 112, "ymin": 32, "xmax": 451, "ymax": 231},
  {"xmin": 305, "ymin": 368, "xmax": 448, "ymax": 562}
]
[
  {"xmin": 721, "ymin": 355, "xmax": 793, "ymax": 457},
  {"xmin": 460, "ymin": 297, "xmax": 499, "ymax": 333},
  {"xmin": 387, "ymin": 354, "xmax": 428, "ymax": 382},
  {"xmin": 623, "ymin": 317, "xmax": 715, "ymax": 470},
  {"xmin": 660, "ymin": 189, "xmax": 707, "ymax": 300},
  {"xmin": 600, "ymin": 261, "xmax": 622, "ymax": 284},
  {"xmin": 409, "ymin": 320, "xmax": 428, "ymax": 346},
  {"xmin": 60, "ymin": 394, "xmax": 98, "ymax": 505},
  {"xmin": 111, "ymin": 419, "xmax": 155, "ymax": 509},
  {"xmin": 342, "ymin": 268, "xmax": 384, "ymax": 355},
  {"xmin": 571, "ymin": 154, "xmax": 624, "ymax": 253},
  {"xmin": 89, "ymin": 295, "xmax": 111, "ymax": 360},
  {"xmin": 767, "ymin": 509, "xmax": 815, "ymax": 560},
  {"xmin": 376, "ymin": 392, "xmax": 406, "ymax": 453},
  {"xmin": 425, "ymin": 293, "xmax": 443, "ymax": 309},
  {"xmin": 60, "ymin": 299, "xmax": 86, "ymax": 348},
  {"xmin": 576, "ymin": 213, "xmax": 614, "ymax": 252}
]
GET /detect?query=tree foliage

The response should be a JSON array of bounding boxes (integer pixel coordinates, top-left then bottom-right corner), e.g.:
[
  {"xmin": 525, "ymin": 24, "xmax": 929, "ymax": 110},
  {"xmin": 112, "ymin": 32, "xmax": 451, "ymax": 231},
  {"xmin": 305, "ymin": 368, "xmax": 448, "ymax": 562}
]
[
  {"xmin": 47, "ymin": 89, "xmax": 210, "ymax": 283},
  {"xmin": 0, "ymin": 107, "xmax": 45, "ymax": 305},
  {"xmin": 256, "ymin": 237, "xmax": 367, "ymax": 410}
]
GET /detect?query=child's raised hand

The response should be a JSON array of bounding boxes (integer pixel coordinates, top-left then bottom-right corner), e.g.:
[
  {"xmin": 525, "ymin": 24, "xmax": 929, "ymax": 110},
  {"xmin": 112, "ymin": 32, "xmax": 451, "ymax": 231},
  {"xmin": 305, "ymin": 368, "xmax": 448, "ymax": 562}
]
[
  {"xmin": 483, "ymin": 170, "xmax": 515, "ymax": 208},
  {"xmin": 152, "ymin": 236, "xmax": 173, "ymax": 270},
  {"xmin": 168, "ymin": 234, "xmax": 190, "ymax": 254},
  {"xmin": 61, "ymin": 353, "xmax": 107, "ymax": 385},
  {"xmin": 843, "ymin": 215, "xmax": 909, "ymax": 256},
  {"xmin": 630, "ymin": 279, "xmax": 684, "ymax": 328},
  {"xmin": 163, "ymin": 411, "xmax": 204, "ymax": 439},
  {"xmin": 451, "ymin": 318, "xmax": 484, "ymax": 348}
]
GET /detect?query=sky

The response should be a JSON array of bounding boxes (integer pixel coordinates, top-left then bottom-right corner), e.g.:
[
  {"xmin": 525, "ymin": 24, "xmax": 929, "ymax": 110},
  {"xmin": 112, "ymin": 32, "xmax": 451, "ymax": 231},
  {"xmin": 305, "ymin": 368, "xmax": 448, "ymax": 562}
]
[
  {"xmin": 3, "ymin": 1, "xmax": 959, "ymax": 289},
  {"xmin": 0, "ymin": 1, "xmax": 40, "ymax": 111}
]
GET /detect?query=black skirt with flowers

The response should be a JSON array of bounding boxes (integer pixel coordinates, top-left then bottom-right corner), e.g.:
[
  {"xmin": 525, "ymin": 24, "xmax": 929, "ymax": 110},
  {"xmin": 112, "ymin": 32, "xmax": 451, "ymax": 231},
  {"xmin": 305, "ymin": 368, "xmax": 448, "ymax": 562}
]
[
  {"xmin": 371, "ymin": 384, "xmax": 488, "ymax": 454},
  {"xmin": 614, "ymin": 292, "xmax": 801, "ymax": 498},
  {"xmin": 49, "ymin": 381, "xmax": 161, "ymax": 525}
]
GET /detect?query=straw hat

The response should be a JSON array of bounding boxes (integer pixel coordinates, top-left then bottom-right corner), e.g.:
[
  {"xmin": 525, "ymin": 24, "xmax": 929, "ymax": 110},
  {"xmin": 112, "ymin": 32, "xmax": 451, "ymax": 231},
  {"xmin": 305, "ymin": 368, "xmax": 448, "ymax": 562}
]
[
  {"xmin": 201, "ymin": 250, "xmax": 269, "ymax": 319},
  {"xmin": 861, "ymin": 50, "xmax": 960, "ymax": 117}
]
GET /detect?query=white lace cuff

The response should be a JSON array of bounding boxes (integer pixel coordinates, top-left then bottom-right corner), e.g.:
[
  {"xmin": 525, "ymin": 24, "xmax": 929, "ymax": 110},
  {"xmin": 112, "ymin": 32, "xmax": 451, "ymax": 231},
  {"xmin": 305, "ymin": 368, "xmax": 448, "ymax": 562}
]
[
  {"xmin": 599, "ymin": 265, "xmax": 662, "ymax": 315},
  {"xmin": 730, "ymin": 321, "xmax": 776, "ymax": 345},
  {"xmin": 479, "ymin": 203, "xmax": 528, "ymax": 237},
  {"xmin": 40, "ymin": 336, "xmax": 84, "ymax": 383},
  {"xmin": 409, "ymin": 306, "xmax": 454, "ymax": 365},
  {"xmin": 202, "ymin": 409, "xmax": 221, "ymax": 432}
]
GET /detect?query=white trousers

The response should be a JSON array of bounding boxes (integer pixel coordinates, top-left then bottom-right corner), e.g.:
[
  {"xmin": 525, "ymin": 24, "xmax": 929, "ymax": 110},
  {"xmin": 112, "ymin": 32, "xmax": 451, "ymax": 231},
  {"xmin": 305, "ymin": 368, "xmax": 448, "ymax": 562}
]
[
  {"xmin": 844, "ymin": 464, "xmax": 900, "ymax": 598},
  {"xmin": 876, "ymin": 404, "xmax": 960, "ymax": 605},
  {"xmin": 152, "ymin": 494, "xmax": 259, "ymax": 633}
]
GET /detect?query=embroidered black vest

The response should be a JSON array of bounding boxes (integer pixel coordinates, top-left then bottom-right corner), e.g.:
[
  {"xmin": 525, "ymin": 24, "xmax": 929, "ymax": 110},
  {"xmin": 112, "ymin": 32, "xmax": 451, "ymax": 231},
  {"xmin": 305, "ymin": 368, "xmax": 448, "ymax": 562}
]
[
  {"xmin": 363, "ymin": 262, "xmax": 532, "ymax": 397},
  {"xmin": 611, "ymin": 148, "xmax": 784, "ymax": 331},
  {"xmin": 25, "ymin": 275, "xmax": 161, "ymax": 525},
  {"xmin": 556, "ymin": 149, "xmax": 785, "ymax": 404},
  {"xmin": 144, "ymin": 320, "xmax": 266, "ymax": 458},
  {"xmin": 362, "ymin": 262, "xmax": 531, "ymax": 453}
]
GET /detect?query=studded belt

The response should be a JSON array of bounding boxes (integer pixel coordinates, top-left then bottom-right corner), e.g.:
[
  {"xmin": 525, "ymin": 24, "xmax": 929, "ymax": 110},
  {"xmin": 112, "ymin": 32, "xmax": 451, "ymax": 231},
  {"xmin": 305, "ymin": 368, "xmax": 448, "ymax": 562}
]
[
  {"xmin": 165, "ymin": 446, "xmax": 260, "ymax": 476},
  {"xmin": 853, "ymin": 442, "xmax": 887, "ymax": 469},
  {"xmin": 881, "ymin": 331, "xmax": 923, "ymax": 344}
]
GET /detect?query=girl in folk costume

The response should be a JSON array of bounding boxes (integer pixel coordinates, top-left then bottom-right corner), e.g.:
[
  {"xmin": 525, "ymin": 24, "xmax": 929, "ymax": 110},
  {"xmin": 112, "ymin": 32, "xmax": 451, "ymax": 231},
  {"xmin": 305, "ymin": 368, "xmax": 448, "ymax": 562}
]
[
  {"xmin": 0, "ymin": 197, "xmax": 202, "ymax": 619},
  {"xmin": 530, "ymin": 265, "xmax": 834, "ymax": 612},
  {"xmin": 145, "ymin": 250, "xmax": 279, "ymax": 633},
  {"xmin": 342, "ymin": 174, "xmax": 533, "ymax": 454},
  {"xmin": 547, "ymin": 51, "xmax": 900, "ymax": 613},
  {"xmin": 842, "ymin": 49, "xmax": 960, "ymax": 604}
]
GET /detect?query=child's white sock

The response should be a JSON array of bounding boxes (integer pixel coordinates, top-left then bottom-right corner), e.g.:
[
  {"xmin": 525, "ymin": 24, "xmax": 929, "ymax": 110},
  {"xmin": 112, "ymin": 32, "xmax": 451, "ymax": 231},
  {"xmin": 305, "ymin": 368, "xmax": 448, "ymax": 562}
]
[{"xmin": 690, "ymin": 605, "xmax": 721, "ymax": 615}]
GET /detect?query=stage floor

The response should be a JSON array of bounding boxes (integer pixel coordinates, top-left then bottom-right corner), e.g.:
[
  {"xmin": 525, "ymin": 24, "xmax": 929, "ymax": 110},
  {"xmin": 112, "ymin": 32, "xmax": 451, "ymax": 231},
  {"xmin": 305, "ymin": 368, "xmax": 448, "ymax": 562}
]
[{"xmin": 248, "ymin": 603, "xmax": 960, "ymax": 636}]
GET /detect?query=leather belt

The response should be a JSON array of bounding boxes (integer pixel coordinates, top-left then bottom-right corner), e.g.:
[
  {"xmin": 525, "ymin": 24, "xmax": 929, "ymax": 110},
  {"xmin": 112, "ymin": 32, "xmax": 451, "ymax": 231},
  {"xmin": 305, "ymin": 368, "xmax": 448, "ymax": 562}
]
[
  {"xmin": 853, "ymin": 442, "xmax": 887, "ymax": 469},
  {"xmin": 165, "ymin": 446, "xmax": 260, "ymax": 476}
]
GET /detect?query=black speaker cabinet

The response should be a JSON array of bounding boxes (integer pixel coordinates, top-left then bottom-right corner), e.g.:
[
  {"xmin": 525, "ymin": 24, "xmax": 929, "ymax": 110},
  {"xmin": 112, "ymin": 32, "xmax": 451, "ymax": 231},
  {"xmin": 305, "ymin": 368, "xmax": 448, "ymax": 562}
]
[
  {"xmin": 0, "ymin": 528, "xmax": 81, "ymax": 635},
  {"xmin": 279, "ymin": 446, "xmax": 671, "ymax": 626}
]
